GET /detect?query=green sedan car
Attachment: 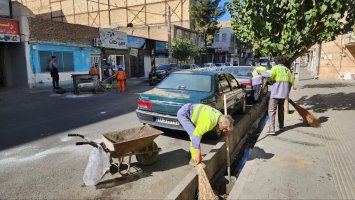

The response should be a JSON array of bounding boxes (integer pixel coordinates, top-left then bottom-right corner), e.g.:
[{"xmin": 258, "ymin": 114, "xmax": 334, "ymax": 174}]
[{"xmin": 136, "ymin": 71, "xmax": 246, "ymax": 130}]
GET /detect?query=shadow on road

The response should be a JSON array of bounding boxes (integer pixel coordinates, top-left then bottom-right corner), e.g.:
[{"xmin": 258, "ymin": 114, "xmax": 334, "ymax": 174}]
[
  {"xmin": 95, "ymin": 149, "xmax": 189, "ymax": 189},
  {"xmin": 248, "ymin": 146, "xmax": 274, "ymax": 161},
  {"xmin": 160, "ymin": 128, "xmax": 221, "ymax": 146},
  {"xmin": 0, "ymin": 83, "xmax": 153, "ymax": 150}
]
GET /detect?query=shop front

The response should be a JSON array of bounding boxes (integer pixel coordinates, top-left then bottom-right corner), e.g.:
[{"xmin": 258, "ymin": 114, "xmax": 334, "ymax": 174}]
[
  {"xmin": 97, "ymin": 29, "xmax": 130, "ymax": 77},
  {"xmin": 0, "ymin": 18, "xmax": 26, "ymax": 88},
  {"xmin": 30, "ymin": 43, "xmax": 101, "ymax": 87}
]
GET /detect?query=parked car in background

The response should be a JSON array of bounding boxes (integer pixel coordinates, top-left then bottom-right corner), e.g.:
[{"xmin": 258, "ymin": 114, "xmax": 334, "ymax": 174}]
[
  {"xmin": 245, "ymin": 58, "xmax": 255, "ymax": 66},
  {"xmin": 214, "ymin": 63, "xmax": 230, "ymax": 70},
  {"xmin": 203, "ymin": 63, "xmax": 216, "ymax": 68},
  {"xmin": 136, "ymin": 71, "xmax": 246, "ymax": 132},
  {"xmin": 214, "ymin": 63, "xmax": 225, "ymax": 67},
  {"xmin": 149, "ymin": 63, "xmax": 180, "ymax": 85},
  {"xmin": 180, "ymin": 64, "xmax": 200, "ymax": 70},
  {"xmin": 200, "ymin": 63, "xmax": 218, "ymax": 71},
  {"xmin": 222, "ymin": 66, "xmax": 254, "ymax": 102}
]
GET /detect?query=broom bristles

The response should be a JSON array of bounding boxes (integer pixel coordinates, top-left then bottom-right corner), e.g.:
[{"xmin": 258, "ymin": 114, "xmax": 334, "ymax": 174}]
[
  {"xmin": 197, "ymin": 164, "xmax": 218, "ymax": 200},
  {"xmin": 289, "ymin": 99, "xmax": 321, "ymax": 128}
]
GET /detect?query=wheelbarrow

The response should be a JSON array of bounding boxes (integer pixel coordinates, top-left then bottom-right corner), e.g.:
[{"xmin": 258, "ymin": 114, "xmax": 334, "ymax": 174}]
[
  {"xmin": 68, "ymin": 125, "xmax": 163, "ymax": 176},
  {"xmin": 71, "ymin": 74, "xmax": 99, "ymax": 95},
  {"xmin": 102, "ymin": 125, "xmax": 163, "ymax": 173}
]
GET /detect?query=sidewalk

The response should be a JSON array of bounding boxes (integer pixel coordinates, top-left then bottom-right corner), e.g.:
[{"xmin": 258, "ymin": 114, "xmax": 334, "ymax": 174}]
[
  {"xmin": 0, "ymin": 77, "xmax": 148, "ymax": 95},
  {"xmin": 228, "ymin": 67, "xmax": 355, "ymax": 199}
]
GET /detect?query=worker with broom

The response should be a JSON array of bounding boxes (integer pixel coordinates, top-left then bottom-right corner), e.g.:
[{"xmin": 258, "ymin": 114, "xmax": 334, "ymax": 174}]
[
  {"xmin": 267, "ymin": 57, "xmax": 294, "ymax": 134},
  {"xmin": 115, "ymin": 66, "xmax": 126, "ymax": 93},
  {"xmin": 252, "ymin": 62, "xmax": 268, "ymax": 102},
  {"xmin": 177, "ymin": 104, "xmax": 234, "ymax": 165}
]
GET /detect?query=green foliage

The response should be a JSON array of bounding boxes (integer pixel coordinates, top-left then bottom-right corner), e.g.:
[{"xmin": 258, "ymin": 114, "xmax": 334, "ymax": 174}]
[
  {"xmin": 190, "ymin": 0, "xmax": 226, "ymax": 46},
  {"xmin": 226, "ymin": 0, "xmax": 355, "ymax": 64},
  {"xmin": 172, "ymin": 37, "xmax": 202, "ymax": 63}
]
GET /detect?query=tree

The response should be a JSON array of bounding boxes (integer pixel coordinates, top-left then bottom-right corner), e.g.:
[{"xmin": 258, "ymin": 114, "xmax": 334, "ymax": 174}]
[
  {"xmin": 190, "ymin": 0, "xmax": 226, "ymax": 47},
  {"xmin": 226, "ymin": 0, "xmax": 355, "ymax": 66},
  {"xmin": 172, "ymin": 37, "xmax": 201, "ymax": 64}
]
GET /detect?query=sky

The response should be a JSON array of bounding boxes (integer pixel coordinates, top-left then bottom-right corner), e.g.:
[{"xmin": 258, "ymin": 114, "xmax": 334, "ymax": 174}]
[{"xmin": 219, "ymin": 0, "xmax": 231, "ymax": 21}]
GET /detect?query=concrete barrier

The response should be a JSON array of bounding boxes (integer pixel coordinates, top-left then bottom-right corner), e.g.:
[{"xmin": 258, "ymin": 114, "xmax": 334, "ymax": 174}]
[{"xmin": 165, "ymin": 97, "xmax": 268, "ymax": 200}]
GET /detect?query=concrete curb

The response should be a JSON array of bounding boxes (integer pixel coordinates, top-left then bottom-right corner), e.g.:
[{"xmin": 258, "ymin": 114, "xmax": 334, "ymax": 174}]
[{"xmin": 165, "ymin": 97, "xmax": 268, "ymax": 200}]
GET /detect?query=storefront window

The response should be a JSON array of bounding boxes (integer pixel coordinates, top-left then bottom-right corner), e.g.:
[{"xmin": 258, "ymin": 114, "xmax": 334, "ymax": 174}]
[{"xmin": 39, "ymin": 51, "xmax": 74, "ymax": 72}]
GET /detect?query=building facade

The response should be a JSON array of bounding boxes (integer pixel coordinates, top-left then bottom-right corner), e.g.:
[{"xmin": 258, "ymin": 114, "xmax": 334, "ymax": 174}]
[
  {"xmin": 307, "ymin": 33, "xmax": 355, "ymax": 80},
  {"xmin": 0, "ymin": 0, "xmax": 33, "ymax": 88},
  {"xmin": 198, "ymin": 21, "xmax": 251, "ymax": 66},
  {"xmin": 14, "ymin": 0, "xmax": 194, "ymax": 29},
  {"xmin": 14, "ymin": 0, "xmax": 197, "ymax": 67},
  {"xmin": 28, "ymin": 17, "xmax": 101, "ymax": 87}
]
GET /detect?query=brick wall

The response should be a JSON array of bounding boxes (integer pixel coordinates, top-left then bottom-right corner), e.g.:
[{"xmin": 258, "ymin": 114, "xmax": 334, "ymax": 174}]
[{"xmin": 28, "ymin": 17, "xmax": 99, "ymax": 46}]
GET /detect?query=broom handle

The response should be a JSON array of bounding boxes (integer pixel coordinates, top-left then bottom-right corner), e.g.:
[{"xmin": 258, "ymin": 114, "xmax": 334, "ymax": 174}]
[
  {"xmin": 288, "ymin": 99, "xmax": 296, "ymax": 107},
  {"xmin": 224, "ymin": 94, "xmax": 231, "ymax": 182}
]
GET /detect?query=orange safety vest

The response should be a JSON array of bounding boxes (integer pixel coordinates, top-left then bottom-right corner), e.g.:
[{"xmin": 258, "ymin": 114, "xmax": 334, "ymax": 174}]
[
  {"xmin": 115, "ymin": 71, "xmax": 126, "ymax": 81},
  {"xmin": 89, "ymin": 68, "xmax": 97, "ymax": 75}
]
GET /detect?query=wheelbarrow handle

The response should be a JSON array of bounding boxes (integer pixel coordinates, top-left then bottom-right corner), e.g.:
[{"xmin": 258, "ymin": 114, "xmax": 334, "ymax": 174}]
[
  {"xmin": 76, "ymin": 141, "xmax": 98, "ymax": 148},
  {"xmin": 67, "ymin": 133, "xmax": 85, "ymax": 138}
]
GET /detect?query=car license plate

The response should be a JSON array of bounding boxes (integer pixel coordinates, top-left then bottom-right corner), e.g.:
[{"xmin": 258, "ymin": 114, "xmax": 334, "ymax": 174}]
[{"xmin": 156, "ymin": 117, "xmax": 180, "ymax": 126}]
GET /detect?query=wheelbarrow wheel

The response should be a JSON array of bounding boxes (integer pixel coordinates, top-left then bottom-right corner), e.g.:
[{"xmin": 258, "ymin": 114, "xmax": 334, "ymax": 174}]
[{"xmin": 136, "ymin": 141, "xmax": 159, "ymax": 166}]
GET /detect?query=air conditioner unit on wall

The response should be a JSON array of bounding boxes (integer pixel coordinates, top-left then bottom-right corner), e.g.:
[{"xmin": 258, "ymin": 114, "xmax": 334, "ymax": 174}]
[{"xmin": 93, "ymin": 38, "xmax": 102, "ymax": 47}]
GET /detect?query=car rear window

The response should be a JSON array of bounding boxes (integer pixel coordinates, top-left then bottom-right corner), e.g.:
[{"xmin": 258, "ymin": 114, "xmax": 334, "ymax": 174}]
[
  {"xmin": 157, "ymin": 74, "xmax": 212, "ymax": 92},
  {"xmin": 225, "ymin": 67, "xmax": 252, "ymax": 76}
]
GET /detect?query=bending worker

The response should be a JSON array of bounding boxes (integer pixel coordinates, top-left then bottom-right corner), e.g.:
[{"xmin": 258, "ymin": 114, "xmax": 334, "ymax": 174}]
[
  {"xmin": 268, "ymin": 58, "xmax": 293, "ymax": 134},
  {"xmin": 177, "ymin": 104, "xmax": 234, "ymax": 165},
  {"xmin": 115, "ymin": 66, "xmax": 126, "ymax": 93},
  {"xmin": 252, "ymin": 63, "xmax": 267, "ymax": 102}
]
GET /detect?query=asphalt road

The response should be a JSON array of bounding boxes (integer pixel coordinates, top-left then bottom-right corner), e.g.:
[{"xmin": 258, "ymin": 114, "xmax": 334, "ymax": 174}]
[{"xmin": 0, "ymin": 81, "xmax": 251, "ymax": 199}]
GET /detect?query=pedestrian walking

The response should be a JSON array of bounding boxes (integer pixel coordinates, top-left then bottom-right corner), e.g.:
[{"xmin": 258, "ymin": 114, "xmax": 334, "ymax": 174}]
[
  {"xmin": 49, "ymin": 56, "xmax": 59, "ymax": 89},
  {"xmin": 177, "ymin": 103, "xmax": 234, "ymax": 165},
  {"xmin": 115, "ymin": 66, "xmax": 126, "ymax": 93},
  {"xmin": 267, "ymin": 57, "xmax": 294, "ymax": 134},
  {"xmin": 252, "ymin": 63, "xmax": 267, "ymax": 102}
]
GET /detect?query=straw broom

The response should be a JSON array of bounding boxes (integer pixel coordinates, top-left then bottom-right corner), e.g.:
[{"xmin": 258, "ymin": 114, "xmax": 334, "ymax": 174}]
[
  {"xmin": 197, "ymin": 164, "xmax": 218, "ymax": 200},
  {"xmin": 289, "ymin": 99, "xmax": 321, "ymax": 128}
]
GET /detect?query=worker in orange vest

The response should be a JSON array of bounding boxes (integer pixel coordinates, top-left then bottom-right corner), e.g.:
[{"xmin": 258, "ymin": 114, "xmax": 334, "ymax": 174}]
[
  {"xmin": 115, "ymin": 66, "xmax": 126, "ymax": 93},
  {"xmin": 89, "ymin": 63, "xmax": 100, "ymax": 79}
]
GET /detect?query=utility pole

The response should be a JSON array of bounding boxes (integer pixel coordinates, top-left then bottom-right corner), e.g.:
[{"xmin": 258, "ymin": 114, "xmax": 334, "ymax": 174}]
[{"xmin": 168, "ymin": 6, "xmax": 172, "ymax": 63}]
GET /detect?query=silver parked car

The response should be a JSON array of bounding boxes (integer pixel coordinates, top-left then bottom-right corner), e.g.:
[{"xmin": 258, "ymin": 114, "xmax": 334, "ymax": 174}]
[{"xmin": 180, "ymin": 64, "xmax": 200, "ymax": 70}]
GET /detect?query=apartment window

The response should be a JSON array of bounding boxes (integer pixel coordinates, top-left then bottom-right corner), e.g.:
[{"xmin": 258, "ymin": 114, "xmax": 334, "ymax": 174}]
[
  {"xmin": 214, "ymin": 34, "xmax": 219, "ymax": 42},
  {"xmin": 222, "ymin": 33, "xmax": 227, "ymax": 42},
  {"xmin": 39, "ymin": 51, "xmax": 74, "ymax": 72}
]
